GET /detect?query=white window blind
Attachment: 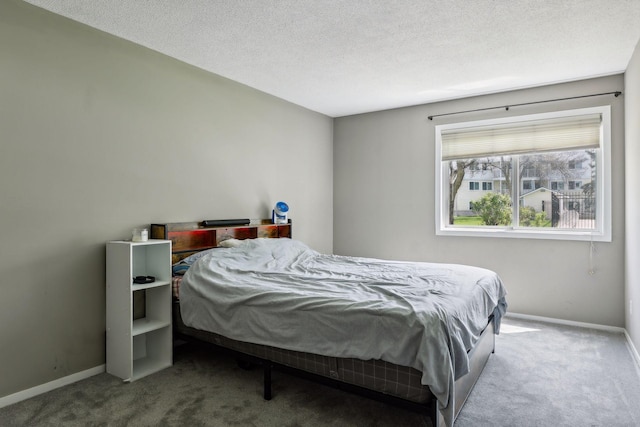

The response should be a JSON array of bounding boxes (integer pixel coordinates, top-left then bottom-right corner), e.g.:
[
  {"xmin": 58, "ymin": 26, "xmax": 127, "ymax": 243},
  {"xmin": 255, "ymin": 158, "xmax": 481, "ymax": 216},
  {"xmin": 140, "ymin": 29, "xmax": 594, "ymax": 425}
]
[{"xmin": 440, "ymin": 113, "xmax": 602, "ymax": 161}]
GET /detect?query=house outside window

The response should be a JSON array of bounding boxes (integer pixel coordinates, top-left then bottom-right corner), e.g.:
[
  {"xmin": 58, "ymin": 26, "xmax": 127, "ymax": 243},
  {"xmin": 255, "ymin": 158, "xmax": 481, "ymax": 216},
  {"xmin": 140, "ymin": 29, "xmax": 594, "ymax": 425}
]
[
  {"xmin": 435, "ymin": 106, "xmax": 611, "ymax": 241},
  {"xmin": 568, "ymin": 160, "xmax": 583, "ymax": 169}
]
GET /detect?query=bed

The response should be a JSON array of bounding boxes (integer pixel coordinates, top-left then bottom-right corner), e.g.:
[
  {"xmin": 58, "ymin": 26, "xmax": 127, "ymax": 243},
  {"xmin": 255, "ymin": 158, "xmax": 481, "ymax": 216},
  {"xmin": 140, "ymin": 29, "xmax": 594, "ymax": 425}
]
[{"xmin": 150, "ymin": 220, "xmax": 507, "ymax": 427}]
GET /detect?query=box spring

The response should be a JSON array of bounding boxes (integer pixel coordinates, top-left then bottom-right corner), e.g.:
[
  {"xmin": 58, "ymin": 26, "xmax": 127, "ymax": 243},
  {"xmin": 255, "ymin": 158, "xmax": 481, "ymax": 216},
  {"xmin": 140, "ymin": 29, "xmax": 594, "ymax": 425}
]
[{"xmin": 173, "ymin": 301, "xmax": 495, "ymax": 423}]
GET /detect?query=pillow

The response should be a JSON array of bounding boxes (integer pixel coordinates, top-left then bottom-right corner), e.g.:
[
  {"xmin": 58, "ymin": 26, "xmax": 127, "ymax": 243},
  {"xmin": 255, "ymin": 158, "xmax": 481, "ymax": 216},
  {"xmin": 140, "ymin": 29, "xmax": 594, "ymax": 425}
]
[
  {"xmin": 172, "ymin": 247, "xmax": 218, "ymax": 274},
  {"xmin": 218, "ymin": 238, "xmax": 245, "ymax": 248},
  {"xmin": 172, "ymin": 264, "xmax": 191, "ymax": 276},
  {"xmin": 171, "ymin": 239, "xmax": 243, "ymax": 275}
]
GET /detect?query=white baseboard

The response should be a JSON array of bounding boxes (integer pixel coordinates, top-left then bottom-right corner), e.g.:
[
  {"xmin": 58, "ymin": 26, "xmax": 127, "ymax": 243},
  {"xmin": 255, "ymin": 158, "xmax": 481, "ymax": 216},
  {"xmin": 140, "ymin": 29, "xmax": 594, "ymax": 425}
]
[
  {"xmin": 505, "ymin": 311, "xmax": 625, "ymax": 333},
  {"xmin": 624, "ymin": 329, "xmax": 640, "ymax": 372},
  {"xmin": 0, "ymin": 365, "xmax": 105, "ymax": 409},
  {"xmin": 505, "ymin": 312, "xmax": 640, "ymax": 371}
]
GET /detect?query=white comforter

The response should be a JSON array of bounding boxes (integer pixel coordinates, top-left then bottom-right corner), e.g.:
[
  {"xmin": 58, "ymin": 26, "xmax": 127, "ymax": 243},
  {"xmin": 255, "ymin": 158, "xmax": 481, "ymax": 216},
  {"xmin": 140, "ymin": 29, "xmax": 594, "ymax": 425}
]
[{"xmin": 180, "ymin": 238, "xmax": 507, "ymax": 425}]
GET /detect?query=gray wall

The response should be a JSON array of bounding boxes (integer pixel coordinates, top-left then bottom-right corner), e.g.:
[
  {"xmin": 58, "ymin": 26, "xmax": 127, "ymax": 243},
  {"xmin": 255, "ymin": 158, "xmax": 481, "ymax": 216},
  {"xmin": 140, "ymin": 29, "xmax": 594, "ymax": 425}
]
[
  {"xmin": 334, "ymin": 76, "xmax": 625, "ymax": 327},
  {"xmin": 1, "ymin": 0, "xmax": 637, "ymax": 405},
  {"xmin": 0, "ymin": 0, "xmax": 333, "ymax": 399},
  {"xmin": 625, "ymin": 40, "xmax": 640, "ymax": 354}
]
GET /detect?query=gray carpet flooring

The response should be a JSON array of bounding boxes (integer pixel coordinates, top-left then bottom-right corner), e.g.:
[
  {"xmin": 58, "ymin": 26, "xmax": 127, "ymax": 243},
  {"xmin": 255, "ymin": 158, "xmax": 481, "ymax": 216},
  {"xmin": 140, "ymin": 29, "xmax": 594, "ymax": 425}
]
[{"xmin": 1, "ymin": 317, "xmax": 640, "ymax": 426}]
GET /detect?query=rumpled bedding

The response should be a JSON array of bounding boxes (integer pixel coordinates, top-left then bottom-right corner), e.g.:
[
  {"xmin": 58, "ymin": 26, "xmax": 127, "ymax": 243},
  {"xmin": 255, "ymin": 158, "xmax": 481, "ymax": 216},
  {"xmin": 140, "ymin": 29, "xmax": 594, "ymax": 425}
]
[{"xmin": 179, "ymin": 238, "xmax": 507, "ymax": 426}]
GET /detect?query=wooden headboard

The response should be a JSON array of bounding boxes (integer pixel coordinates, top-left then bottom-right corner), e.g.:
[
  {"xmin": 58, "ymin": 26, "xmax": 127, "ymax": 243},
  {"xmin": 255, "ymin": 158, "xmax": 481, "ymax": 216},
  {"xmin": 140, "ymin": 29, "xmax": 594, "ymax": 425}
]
[{"xmin": 150, "ymin": 219, "xmax": 292, "ymax": 264}]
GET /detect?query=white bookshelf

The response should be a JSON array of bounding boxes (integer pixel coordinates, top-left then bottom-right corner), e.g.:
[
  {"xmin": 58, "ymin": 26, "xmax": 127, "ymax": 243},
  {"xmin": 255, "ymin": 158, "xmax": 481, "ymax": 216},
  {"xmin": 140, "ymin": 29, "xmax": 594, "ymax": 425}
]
[{"xmin": 106, "ymin": 239, "xmax": 172, "ymax": 382}]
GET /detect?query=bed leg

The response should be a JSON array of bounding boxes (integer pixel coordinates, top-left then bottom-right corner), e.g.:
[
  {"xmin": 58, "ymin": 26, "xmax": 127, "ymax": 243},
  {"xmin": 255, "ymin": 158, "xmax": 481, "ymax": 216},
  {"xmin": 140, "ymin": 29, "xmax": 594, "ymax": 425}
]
[
  {"xmin": 263, "ymin": 362, "xmax": 272, "ymax": 401},
  {"xmin": 429, "ymin": 399, "xmax": 443, "ymax": 427}
]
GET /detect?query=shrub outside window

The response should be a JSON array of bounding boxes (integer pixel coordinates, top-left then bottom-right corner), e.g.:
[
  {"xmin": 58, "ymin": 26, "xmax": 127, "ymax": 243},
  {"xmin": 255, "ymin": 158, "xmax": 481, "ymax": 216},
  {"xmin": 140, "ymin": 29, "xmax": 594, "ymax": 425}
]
[{"xmin": 435, "ymin": 106, "xmax": 611, "ymax": 241}]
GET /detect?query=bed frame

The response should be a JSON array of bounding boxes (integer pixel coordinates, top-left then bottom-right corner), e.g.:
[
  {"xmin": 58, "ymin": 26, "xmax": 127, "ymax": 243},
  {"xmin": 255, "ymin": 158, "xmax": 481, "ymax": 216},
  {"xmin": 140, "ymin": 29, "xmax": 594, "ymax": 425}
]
[{"xmin": 150, "ymin": 220, "xmax": 495, "ymax": 427}]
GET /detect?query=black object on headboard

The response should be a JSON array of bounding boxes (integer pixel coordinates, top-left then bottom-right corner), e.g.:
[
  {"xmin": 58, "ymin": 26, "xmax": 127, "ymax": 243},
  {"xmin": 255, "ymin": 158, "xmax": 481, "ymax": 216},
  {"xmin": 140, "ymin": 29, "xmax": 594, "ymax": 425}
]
[{"xmin": 201, "ymin": 219, "xmax": 251, "ymax": 227}]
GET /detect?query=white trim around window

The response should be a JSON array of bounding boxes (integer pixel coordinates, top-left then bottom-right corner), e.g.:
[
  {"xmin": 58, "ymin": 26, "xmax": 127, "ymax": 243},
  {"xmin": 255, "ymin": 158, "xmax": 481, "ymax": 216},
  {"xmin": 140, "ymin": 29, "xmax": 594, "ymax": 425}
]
[{"xmin": 434, "ymin": 106, "xmax": 612, "ymax": 242}]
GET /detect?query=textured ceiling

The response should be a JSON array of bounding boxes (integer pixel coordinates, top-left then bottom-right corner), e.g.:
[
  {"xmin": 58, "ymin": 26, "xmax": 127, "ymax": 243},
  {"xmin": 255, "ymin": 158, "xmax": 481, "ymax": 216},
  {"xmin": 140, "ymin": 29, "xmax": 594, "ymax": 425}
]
[{"xmin": 22, "ymin": 0, "xmax": 640, "ymax": 117}]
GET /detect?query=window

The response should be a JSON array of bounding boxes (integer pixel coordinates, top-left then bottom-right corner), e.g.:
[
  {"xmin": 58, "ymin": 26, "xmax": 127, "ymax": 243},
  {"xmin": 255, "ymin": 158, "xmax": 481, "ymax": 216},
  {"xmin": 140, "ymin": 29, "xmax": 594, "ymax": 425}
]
[
  {"xmin": 551, "ymin": 181, "xmax": 565, "ymax": 191},
  {"xmin": 435, "ymin": 106, "xmax": 611, "ymax": 241},
  {"xmin": 568, "ymin": 160, "xmax": 583, "ymax": 169}
]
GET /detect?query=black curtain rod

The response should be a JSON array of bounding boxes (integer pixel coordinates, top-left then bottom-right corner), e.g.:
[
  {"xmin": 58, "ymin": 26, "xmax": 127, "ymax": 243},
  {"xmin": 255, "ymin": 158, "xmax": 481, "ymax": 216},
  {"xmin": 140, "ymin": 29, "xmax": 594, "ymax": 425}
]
[{"xmin": 427, "ymin": 91, "xmax": 622, "ymax": 120}]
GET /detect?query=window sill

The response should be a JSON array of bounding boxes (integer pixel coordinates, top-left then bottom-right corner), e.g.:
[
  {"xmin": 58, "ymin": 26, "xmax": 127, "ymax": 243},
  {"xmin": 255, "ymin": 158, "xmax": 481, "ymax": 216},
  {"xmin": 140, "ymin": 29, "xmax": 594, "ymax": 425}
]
[{"xmin": 436, "ymin": 226, "xmax": 611, "ymax": 242}]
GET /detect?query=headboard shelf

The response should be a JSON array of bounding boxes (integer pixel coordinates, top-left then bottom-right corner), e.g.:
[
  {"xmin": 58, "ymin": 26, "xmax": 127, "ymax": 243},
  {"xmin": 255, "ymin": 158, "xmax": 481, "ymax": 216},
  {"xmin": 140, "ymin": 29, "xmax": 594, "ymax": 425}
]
[{"xmin": 150, "ymin": 219, "xmax": 292, "ymax": 263}]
